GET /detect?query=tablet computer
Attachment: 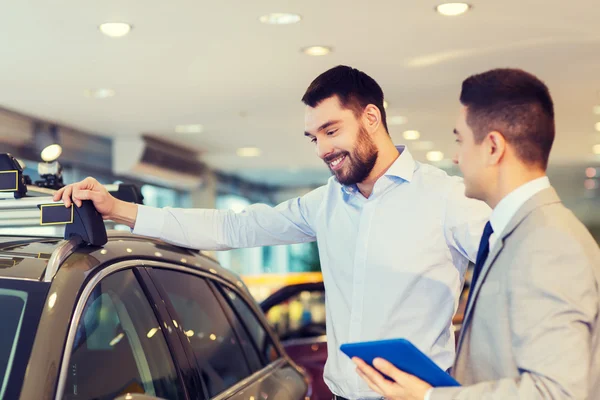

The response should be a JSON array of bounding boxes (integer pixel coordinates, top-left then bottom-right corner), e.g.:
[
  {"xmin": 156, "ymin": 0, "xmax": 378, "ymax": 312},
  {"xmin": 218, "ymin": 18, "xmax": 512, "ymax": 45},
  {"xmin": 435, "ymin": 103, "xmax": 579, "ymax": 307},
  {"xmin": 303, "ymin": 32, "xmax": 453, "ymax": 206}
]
[{"xmin": 341, "ymin": 338, "xmax": 460, "ymax": 387}]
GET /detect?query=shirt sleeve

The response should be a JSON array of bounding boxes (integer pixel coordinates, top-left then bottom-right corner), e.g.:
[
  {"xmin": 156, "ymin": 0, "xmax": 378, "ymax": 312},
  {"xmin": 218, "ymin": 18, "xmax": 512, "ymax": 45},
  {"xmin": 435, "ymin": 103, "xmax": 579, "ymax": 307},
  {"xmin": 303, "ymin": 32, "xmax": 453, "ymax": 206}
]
[
  {"xmin": 132, "ymin": 185, "xmax": 326, "ymax": 251},
  {"xmin": 443, "ymin": 177, "xmax": 492, "ymax": 263},
  {"xmin": 424, "ymin": 388, "xmax": 434, "ymax": 400}
]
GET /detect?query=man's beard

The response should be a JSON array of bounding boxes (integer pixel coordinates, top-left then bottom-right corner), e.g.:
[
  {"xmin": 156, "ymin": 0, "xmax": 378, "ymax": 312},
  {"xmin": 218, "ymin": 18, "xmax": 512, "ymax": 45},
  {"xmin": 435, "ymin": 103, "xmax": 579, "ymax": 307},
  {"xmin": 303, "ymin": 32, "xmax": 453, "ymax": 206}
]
[{"xmin": 324, "ymin": 126, "xmax": 378, "ymax": 186}]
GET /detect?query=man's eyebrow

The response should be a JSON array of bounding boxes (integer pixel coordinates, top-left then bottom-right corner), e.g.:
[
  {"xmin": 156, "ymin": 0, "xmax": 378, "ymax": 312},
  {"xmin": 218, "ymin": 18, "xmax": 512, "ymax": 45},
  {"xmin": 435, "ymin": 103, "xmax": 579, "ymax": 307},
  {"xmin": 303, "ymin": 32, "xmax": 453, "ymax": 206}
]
[{"xmin": 304, "ymin": 120, "xmax": 342, "ymax": 137}]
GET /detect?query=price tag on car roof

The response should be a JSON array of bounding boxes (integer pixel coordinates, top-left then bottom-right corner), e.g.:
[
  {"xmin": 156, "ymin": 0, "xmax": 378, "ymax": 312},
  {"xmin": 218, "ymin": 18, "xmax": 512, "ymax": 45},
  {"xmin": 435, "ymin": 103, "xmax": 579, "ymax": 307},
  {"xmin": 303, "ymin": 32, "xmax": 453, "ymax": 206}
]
[
  {"xmin": 0, "ymin": 170, "xmax": 18, "ymax": 192},
  {"xmin": 39, "ymin": 204, "xmax": 74, "ymax": 225}
]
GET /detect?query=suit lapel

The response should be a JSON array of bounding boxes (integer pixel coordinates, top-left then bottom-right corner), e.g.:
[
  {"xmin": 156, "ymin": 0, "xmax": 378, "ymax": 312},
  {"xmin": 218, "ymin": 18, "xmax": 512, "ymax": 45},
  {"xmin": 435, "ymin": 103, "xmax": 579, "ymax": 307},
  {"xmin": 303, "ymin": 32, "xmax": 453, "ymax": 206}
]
[{"xmin": 455, "ymin": 187, "xmax": 562, "ymax": 354}]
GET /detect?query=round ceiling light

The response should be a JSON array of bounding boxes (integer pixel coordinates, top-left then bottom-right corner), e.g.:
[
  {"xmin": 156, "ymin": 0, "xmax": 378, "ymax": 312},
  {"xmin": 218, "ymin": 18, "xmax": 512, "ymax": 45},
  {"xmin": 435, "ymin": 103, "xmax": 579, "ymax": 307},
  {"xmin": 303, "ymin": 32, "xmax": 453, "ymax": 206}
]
[
  {"xmin": 388, "ymin": 116, "xmax": 408, "ymax": 126},
  {"xmin": 302, "ymin": 46, "xmax": 332, "ymax": 56},
  {"xmin": 99, "ymin": 22, "xmax": 132, "ymax": 38},
  {"xmin": 84, "ymin": 89, "xmax": 115, "ymax": 99},
  {"xmin": 175, "ymin": 124, "xmax": 204, "ymax": 134},
  {"xmin": 259, "ymin": 13, "xmax": 301, "ymax": 25},
  {"xmin": 426, "ymin": 151, "xmax": 445, "ymax": 162},
  {"xmin": 435, "ymin": 3, "xmax": 471, "ymax": 16},
  {"xmin": 412, "ymin": 141, "xmax": 435, "ymax": 151},
  {"xmin": 403, "ymin": 130, "xmax": 421, "ymax": 140},
  {"xmin": 237, "ymin": 147, "xmax": 261, "ymax": 157}
]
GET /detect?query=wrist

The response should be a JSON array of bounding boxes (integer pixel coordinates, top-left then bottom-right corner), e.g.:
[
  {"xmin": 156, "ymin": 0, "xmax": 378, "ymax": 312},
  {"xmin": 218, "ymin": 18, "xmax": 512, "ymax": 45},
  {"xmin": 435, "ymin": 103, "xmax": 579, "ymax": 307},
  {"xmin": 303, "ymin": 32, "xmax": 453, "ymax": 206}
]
[{"xmin": 108, "ymin": 199, "xmax": 138, "ymax": 228}]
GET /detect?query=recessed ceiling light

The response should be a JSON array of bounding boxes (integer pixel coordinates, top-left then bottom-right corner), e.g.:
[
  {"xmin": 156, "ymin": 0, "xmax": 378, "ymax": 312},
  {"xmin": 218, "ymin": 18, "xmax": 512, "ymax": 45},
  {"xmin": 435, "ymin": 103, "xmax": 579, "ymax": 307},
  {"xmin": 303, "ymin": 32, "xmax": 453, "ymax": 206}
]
[
  {"xmin": 383, "ymin": 100, "xmax": 389, "ymax": 109},
  {"xmin": 435, "ymin": 3, "xmax": 471, "ymax": 16},
  {"xmin": 84, "ymin": 88, "xmax": 115, "ymax": 99},
  {"xmin": 237, "ymin": 147, "xmax": 261, "ymax": 157},
  {"xmin": 175, "ymin": 124, "xmax": 204, "ymax": 134},
  {"xmin": 595, "ymin": 122, "xmax": 600, "ymax": 132},
  {"xmin": 99, "ymin": 22, "xmax": 132, "ymax": 38},
  {"xmin": 593, "ymin": 105, "xmax": 600, "ymax": 115},
  {"xmin": 388, "ymin": 116, "xmax": 408, "ymax": 125},
  {"xmin": 403, "ymin": 130, "xmax": 421, "ymax": 140},
  {"xmin": 302, "ymin": 46, "xmax": 332, "ymax": 56},
  {"xmin": 593, "ymin": 144, "xmax": 600, "ymax": 155},
  {"xmin": 412, "ymin": 141, "xmax": 435, "ymax": 151},
  {"xmin": 426, "ymin": 151, "xmax": 444, "ymax": 162},
  {"xmin": 259, "ymin": 13, "xmax": 301, "ymax": 25}
]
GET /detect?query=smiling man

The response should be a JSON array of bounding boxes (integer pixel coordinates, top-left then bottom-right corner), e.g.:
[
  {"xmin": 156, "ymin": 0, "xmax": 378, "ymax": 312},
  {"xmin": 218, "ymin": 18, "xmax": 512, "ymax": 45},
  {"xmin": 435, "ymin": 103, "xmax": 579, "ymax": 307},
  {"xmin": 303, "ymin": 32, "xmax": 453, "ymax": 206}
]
[{"xmin": 55, "ymin": 65, "xmax": 490, "ymax": 400}]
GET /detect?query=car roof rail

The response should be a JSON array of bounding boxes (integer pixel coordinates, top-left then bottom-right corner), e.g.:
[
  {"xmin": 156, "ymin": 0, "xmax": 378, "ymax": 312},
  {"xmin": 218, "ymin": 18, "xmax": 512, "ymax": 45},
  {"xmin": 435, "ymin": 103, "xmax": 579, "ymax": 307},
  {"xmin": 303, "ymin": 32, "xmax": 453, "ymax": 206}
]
[{"xmin": 1, "ymin": 152, "xmax": 108, "ymax": 254}]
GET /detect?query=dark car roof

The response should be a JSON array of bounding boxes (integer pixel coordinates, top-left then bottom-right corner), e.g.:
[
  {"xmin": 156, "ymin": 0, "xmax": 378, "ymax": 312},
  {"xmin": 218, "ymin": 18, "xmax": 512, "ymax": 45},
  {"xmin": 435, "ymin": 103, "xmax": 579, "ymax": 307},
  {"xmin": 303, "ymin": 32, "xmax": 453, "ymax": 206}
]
[{"xmin": 0, "ymin": 231, "xmax": 243, "ymax": 287}]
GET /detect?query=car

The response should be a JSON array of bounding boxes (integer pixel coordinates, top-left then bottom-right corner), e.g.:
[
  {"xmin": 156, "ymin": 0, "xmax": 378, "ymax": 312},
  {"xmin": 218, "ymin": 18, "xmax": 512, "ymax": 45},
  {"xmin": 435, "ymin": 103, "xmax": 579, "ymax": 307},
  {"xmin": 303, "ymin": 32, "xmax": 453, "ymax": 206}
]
[
  {"xmin": 261, "ymin": 282, "xmax": 330, "ymax": 400},
  {"xmin": 0, "ymin": 153, "xmax": 309, "ymax": 400}
]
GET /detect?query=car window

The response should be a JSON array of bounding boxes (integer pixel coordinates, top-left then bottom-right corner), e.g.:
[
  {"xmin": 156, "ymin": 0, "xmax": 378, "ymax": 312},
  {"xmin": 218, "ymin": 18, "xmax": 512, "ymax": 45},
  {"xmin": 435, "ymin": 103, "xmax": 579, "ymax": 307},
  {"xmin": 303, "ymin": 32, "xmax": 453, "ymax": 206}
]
[
  {"xmin": 151, "ymin": 268, "xmax": 252, "ymax": 398},
  {"xmin": 63, "ymin": 269, "xmax": 184, "ymax": 400},
  {"xmin": 0, "ymin": 279, "xmax": 48, "ymax": 400},
  {"xmin": 266, "ymin": 289, "xmax": 326, "ymax": 341},
  {"xmin": 0, "ymin": 289, "xmax": 28, "ymax": 398},
  {"xmin": 221, "ymin": 286, "xmax": 280, "ymax": 364}
]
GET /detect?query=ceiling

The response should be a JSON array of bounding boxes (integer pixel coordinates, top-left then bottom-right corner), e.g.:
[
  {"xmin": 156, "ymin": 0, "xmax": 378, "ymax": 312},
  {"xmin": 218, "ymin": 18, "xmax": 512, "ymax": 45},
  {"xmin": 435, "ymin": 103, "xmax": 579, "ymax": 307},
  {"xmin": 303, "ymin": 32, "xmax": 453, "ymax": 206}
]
[{"xmin": 1, "ymin": 0, "xmax": 600, "ymax": 187}]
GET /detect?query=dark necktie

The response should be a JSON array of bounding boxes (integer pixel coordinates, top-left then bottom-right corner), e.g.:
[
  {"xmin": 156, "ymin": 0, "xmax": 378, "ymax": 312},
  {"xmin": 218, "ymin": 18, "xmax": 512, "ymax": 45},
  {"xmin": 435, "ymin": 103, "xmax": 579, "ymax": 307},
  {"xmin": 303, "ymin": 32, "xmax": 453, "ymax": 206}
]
[{"xmin": 466, "ymin": 221, "xmax": 494, "ymax": 308}]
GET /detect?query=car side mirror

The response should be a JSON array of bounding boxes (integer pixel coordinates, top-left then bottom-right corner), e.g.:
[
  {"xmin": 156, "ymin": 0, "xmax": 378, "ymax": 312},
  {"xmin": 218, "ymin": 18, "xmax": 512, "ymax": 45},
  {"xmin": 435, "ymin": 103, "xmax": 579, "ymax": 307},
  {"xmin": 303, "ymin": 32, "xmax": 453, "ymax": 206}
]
[{"xmin": 114, "ymin": 394, "xmax": 166, "ymax": 400}]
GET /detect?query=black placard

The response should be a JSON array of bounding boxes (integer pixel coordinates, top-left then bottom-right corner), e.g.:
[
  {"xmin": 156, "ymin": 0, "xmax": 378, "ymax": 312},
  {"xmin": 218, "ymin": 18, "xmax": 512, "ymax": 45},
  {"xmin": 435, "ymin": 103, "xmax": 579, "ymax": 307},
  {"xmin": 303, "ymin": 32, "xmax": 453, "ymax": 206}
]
[
  {"xmin": 0, "ymin": 171, "xmax": 18, "ymax": 191},
  {"xmin": 40, "ymin": 204, "xmax": 74, "ymax": 225}
]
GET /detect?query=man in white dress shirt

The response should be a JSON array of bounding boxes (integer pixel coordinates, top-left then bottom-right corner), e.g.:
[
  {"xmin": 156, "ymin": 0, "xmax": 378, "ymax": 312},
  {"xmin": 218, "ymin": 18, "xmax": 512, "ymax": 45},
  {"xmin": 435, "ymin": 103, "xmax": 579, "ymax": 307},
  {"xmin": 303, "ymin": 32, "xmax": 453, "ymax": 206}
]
[
  {"xmin": 354, "ymin": 69, "xmax": 600, "ymax": 399},
  {"xmin": 55, "ymin": 65, "xmax": 490, "ymax": 399}
]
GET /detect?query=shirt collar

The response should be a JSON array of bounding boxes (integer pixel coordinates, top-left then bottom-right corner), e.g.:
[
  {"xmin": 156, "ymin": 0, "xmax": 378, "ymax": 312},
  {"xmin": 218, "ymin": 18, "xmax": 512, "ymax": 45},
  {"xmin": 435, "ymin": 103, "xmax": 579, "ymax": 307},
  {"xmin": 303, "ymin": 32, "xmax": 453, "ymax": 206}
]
[
  {"xmin": 490, "ymin": 176, "xmax": 551, "ymax": 237},
  {"xmin": 385, "ymin": 145, "xmax": 416, "ymax": 182},
  {"xmin": 339, "ymin": 145, "xmax": 416, "ymax": 194}
]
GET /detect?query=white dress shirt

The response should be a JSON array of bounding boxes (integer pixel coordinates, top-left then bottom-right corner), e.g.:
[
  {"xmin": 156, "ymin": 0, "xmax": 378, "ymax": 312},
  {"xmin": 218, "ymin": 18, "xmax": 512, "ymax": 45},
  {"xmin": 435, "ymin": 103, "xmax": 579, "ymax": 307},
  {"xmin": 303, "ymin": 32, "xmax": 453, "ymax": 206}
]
[
  {"xmin": 133, "ymin": 146, "xmax": 491, "ymax": 399},
  {"xmin": 424, "ymin": 175, "xmax": 551, "ymax": 400}
]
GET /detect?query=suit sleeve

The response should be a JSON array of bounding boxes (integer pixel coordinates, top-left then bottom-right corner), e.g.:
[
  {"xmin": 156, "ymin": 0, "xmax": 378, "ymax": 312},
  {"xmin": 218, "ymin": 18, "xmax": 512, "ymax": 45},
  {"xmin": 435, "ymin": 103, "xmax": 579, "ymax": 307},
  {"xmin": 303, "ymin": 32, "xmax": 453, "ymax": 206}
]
[{"xmin": 429, "ymin": 228, "xmax": 597, "ymax": 400}]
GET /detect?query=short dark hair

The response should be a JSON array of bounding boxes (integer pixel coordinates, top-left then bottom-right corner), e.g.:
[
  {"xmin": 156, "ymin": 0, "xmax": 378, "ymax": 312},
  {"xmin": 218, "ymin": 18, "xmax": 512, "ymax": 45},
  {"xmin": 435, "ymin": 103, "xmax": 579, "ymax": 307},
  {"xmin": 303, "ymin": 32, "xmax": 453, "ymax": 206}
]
[
  {"xmin": 460, "ymin": 68, "xmax": 555, "ymax": 169},
  {"xmin": 302, "ymin": 65, "xmax": 388, "ymax": 132}
]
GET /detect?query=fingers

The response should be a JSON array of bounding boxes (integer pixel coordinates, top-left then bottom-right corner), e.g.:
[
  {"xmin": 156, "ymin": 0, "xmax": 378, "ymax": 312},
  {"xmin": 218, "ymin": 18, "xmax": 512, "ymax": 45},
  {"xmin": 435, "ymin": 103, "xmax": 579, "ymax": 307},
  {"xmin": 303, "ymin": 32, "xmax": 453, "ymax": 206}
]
[
  {"xmin": 355, "ymin": 364, "xmax": 386, "ymax": 395},
  {"xmin": 373, "ymin": 357, "xmax": 412, "ymax": 383},
  {"xmin": 56, "ymin": 177, "xmax": 102, "ymax": 208},
  {"xmin": 53, "ymin": 186, "xmax": 65, "ymax": 202},
  {"xmin": 60, "ymin": 185, "xmax": 74, "ymax": 208},
  {"xmin": 352, "ymin": 357, "xmax": 394, "ymax": 394}
]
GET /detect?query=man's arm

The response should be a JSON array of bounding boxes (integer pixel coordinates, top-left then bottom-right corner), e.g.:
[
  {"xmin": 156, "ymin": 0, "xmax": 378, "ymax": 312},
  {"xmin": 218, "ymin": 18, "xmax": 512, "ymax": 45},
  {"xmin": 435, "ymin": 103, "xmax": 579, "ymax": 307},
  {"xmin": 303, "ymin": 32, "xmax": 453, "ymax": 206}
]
[
  {"xmin": 443, "ymin": 178, "xmax": 491, "ymax": 263},
  {"xmin": 54, "ymin": 177, "xmax": 325, "ymax": 251},
  {"xmin": 132, "ymin": 194, "xmax": 322, "ymax": 250},
  {"xmin": 430, "ymin": 228, "xmax": 597, "ymax": 400}
]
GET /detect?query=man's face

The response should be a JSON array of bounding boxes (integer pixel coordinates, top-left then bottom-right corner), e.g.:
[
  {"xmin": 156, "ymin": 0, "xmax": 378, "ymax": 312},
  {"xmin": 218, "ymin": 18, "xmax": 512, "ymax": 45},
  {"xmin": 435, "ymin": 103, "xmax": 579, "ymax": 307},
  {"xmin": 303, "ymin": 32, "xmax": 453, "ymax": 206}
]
[
  {"xmin": 304, "ymin": 96, "xmax": 378, "ymax": 185},
  {"xmin": 453, "ymin": 106, "xmax": 490, "ymax": 200}
]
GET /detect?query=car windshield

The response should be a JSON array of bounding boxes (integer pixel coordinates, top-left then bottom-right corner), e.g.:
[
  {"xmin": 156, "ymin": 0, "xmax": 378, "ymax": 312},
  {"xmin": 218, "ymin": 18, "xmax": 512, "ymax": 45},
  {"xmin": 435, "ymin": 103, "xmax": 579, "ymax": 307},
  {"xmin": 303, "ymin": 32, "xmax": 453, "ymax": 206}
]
[{"xmin": 0, "ymin": 280, "xmax": 48, "ymax": 399}]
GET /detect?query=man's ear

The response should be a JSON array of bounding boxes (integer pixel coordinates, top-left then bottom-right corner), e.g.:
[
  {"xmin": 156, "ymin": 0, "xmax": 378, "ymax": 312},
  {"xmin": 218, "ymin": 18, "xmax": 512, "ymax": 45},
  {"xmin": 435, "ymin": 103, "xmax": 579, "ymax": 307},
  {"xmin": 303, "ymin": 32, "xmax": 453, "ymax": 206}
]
[
  {"xmin": 363, "ymin": 104, "xmax": 382, "ymax": 134},
  {"xmin": 487, "ymin": 131, "xmax": 507, "ymax": 165}
]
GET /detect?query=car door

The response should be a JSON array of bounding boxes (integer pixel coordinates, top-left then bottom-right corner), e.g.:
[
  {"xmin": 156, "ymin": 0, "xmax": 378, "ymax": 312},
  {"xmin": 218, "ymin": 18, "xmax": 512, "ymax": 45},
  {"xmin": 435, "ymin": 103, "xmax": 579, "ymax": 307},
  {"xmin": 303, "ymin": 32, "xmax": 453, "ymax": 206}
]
[
  {"xmin": 261, "ymin": 282, "xmax": 330, "ymax": 400},
  {"xmin": 55, "ymin": 265, "xmax": 189, "ymax": 400},
  {"xmin": 217, "ymin": 283, "xmax": 308, "ymax": 400},
  {"xmin": 146, "ymin": 266, "xmax": 307, "ymax": 400}
]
